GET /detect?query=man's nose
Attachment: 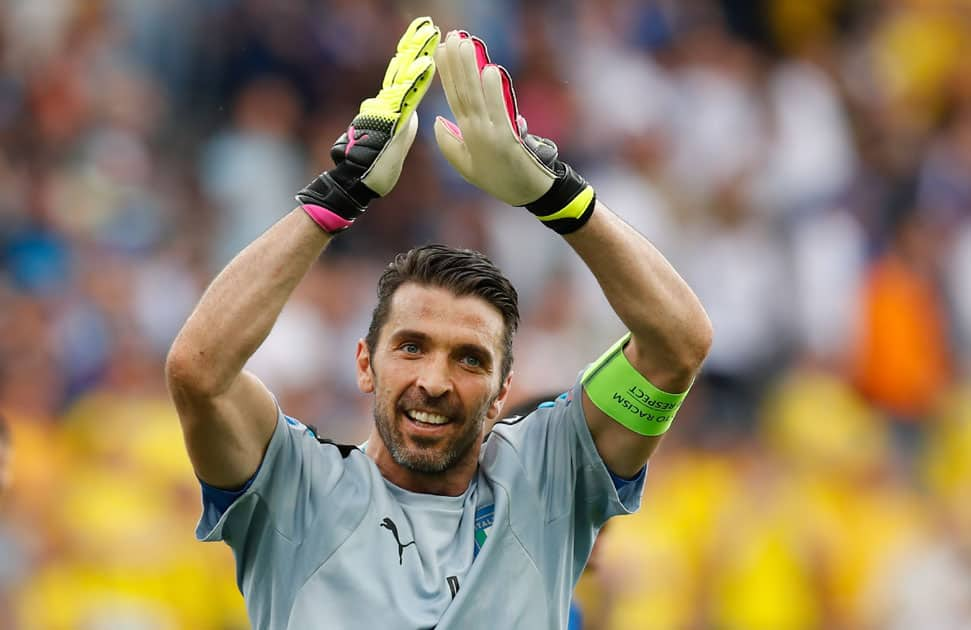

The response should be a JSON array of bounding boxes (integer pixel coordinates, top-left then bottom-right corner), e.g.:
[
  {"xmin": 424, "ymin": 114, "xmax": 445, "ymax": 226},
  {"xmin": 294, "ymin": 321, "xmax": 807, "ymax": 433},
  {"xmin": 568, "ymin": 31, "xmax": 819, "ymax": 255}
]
[{"xmin": 416, "ymin": 353, "xmax": 452, "ymax": 398}]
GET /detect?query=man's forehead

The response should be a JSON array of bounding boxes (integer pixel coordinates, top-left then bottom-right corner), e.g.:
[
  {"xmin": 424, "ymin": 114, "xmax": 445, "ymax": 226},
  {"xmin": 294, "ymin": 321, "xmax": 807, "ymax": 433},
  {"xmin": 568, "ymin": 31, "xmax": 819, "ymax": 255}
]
[{"xmin": 385, "ymin": 284, "xmax": 505, "ymax": 344}]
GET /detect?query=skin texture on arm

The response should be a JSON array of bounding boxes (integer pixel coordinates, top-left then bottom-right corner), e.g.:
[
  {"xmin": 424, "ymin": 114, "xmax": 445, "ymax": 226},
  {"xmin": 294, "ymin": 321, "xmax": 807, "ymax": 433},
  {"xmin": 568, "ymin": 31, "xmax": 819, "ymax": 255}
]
[
  {"xmin": 564, "ymin": 201, "xmax": 713, "ymax": 477},
  {"xmin": 166, "ymin": 209, "xmax": 332, "ymax": 488}
]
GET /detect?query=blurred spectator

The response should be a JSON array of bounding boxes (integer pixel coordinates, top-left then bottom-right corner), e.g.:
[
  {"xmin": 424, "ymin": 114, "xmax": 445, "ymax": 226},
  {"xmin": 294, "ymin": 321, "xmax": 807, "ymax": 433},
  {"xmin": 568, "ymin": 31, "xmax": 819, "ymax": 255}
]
[
  {"xmin": 200, "ymin": 76, "xmax": 306, "ymax": 270},
  {"xmin": 872, "ymin": 386, "xmax": 971, "ymax": 630},
  {"xmin": 850, "ymin": 208, "xmax": 955, "ymax": 429},
  {"xmin": 681, "ymin": 177, "xmax": 794, "ymax": 439}
]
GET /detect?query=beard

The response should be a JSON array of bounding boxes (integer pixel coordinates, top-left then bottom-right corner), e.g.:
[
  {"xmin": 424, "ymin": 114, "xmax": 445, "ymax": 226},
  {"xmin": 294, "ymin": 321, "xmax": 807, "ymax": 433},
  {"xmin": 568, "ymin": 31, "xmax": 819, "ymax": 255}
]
[{"xmin": 374, "ymin": 385, "xmax": 493, "ymax": 474}]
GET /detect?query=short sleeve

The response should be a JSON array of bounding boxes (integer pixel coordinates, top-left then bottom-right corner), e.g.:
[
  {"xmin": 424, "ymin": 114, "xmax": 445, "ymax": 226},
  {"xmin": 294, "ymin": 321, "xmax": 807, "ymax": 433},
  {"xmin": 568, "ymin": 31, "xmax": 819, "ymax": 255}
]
[{"xmin": 195, "ymin": 407, "xmax": 371, "ymax": 546}]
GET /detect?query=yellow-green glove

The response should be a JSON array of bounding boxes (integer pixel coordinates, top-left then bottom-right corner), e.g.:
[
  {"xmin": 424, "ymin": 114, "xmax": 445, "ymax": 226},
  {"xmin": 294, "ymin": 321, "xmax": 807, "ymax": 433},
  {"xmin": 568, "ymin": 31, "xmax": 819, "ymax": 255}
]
[
  {"xmin": 296, "ymin": 17, "xmax": 440, "ymax": 233},
  {"xmin": 433, "ymin": 30, "xmax": 596, "ymax": 234}
]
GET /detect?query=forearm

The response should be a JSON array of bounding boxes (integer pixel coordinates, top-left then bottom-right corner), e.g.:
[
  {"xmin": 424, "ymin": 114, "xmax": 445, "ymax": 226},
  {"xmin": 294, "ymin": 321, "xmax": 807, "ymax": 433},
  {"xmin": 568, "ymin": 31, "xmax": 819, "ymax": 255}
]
[
  {"xmin": 168, "ymin": 209, "xmax": 332, "ymax": 394},
  {"xmin": 564, "ymin": 201, "xmax": 712, "ymax": 392}
]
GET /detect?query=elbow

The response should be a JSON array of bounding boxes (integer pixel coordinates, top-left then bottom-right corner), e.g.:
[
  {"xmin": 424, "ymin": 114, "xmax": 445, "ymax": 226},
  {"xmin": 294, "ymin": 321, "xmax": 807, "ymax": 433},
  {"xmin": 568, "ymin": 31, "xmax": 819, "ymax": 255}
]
[
  {"xmin": 683, "ymin": 310, "xmax": 713, "ymax": 371},
  {"xmin": 165, "ymin": 343, "xmax": 223, "ymax": 398},
  {"xmin": 164, "ymin": 344, "xmax": 198, "ymax": 395},
  {"xmin": 669, "ymin": 312, "xmax": 713, "ymax": 377},
  {"xmin": 691, "ymin": 312, "xmax": 714, "ymax": 367}
]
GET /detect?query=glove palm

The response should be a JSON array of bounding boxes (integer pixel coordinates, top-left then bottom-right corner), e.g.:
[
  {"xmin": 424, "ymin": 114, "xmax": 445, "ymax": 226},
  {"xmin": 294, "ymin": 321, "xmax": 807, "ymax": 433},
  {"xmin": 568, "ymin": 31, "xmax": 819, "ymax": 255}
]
[{"xmin": 433, "ymin": 31, "xmax": 595, "ymax": 234}]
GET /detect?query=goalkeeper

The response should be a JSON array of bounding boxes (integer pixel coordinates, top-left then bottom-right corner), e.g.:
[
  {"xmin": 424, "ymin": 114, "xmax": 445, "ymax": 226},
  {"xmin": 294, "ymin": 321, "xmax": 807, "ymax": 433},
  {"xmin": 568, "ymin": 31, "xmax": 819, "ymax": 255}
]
[{"xmin": 166, "ymin": 19, "xmax": 712, "ymax": 629}]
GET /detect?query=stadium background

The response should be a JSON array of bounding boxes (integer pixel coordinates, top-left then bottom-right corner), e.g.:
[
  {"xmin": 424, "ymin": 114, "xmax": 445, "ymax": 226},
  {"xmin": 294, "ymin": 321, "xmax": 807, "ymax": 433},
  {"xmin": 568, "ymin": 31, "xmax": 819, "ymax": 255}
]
[{"xmin": 1, "ymin": 0, "xmax": 970, "ymax": 628}]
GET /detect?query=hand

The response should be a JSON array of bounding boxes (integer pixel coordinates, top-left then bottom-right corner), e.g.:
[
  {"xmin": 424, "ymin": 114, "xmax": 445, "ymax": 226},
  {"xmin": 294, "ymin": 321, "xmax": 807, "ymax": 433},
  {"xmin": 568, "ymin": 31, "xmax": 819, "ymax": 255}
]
[
  {"xmin": 296, "ymin": 17, "xmax": 441, "ymax": 234},
  {"xmin": 433, "ymin": 30, "xmax": 596, "ymax": 234}
]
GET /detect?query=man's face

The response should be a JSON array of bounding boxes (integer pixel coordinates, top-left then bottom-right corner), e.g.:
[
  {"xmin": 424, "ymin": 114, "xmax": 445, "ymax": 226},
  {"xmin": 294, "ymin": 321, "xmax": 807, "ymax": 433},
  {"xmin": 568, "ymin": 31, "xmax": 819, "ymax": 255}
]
[{"xmin": 357, "ymin": 283, "xmax": 511, "ymax": 474}]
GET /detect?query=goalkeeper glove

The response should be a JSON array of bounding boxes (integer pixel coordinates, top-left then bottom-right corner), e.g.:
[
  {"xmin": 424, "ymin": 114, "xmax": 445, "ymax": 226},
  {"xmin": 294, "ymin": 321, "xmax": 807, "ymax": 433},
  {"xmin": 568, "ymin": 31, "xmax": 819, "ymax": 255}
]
[
  {"xmin": 296, "ymin": 17, "xmax": 441, "ymax": 234},
  {"xmin": 433, "ymin": 31, "xmax": 596, "ymax": 235}
]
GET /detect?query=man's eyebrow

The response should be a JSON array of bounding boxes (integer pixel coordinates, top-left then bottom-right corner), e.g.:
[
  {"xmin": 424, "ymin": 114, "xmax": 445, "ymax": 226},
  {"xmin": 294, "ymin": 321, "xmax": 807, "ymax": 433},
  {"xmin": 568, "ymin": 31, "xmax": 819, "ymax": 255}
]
[
  {"xmin": 389, "ymin": 329, "xmax": 431, "ymax": 343},
  {"xmin": 390, "ymin": 329, "xmax": 495, "ymax": 363}
]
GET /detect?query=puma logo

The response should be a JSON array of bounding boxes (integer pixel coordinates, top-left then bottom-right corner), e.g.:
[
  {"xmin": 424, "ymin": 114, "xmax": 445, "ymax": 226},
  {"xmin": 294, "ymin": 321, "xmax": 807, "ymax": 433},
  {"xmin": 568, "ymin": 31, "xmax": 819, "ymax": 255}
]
[
  {"xmin": 344, "ymin": 125, "xmax": 369, "ymax": 156},
  {"xmin": 380, "ymin": 517, "xmax": 416, "ymax": 565}
]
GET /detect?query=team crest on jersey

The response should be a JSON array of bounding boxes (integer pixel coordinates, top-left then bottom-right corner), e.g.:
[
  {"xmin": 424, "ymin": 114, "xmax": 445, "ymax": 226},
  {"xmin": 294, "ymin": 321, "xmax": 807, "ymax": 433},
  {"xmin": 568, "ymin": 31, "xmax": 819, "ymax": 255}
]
[{"xmin": 473, "ymin": 504, "xmax": 494, "ymax": 558}]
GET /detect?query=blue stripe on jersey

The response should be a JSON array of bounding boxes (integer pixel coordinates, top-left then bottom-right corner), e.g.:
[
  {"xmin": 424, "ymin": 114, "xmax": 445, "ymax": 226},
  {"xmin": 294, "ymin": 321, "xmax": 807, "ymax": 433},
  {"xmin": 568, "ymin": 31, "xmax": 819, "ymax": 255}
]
[
  {"xmin": 200, "ymin": 472, "xmax": 258, "ymax": 515},
  {"xmin": 608, "ymin": 465, "xmax": 646, "ymax": 491}
]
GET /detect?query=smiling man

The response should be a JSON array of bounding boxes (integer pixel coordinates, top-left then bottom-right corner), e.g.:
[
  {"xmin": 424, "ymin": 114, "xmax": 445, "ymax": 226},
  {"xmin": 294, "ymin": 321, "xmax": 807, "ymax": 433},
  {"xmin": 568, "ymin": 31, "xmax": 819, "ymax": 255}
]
[
  {"xmin": 166, "ymin": 19, "xmax": 712, "ymax": 630},
  {"xmin": 359, "ymin": 251, "xmax": 519, "ymax": 497}
]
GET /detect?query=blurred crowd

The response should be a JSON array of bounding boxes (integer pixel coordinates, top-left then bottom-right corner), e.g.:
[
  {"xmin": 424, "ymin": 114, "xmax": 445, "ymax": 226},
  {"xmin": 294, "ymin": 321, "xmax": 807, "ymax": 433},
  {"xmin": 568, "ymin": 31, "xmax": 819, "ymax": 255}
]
[{"xmin": 1, "ymin": 0, "xmax": 970, "ymax": 628}]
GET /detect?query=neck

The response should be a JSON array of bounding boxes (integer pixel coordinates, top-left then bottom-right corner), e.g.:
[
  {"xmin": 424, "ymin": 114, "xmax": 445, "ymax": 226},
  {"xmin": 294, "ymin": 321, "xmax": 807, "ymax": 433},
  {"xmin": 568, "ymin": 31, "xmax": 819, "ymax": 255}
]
[{"xmin": 365, "ymin": 429, "xmax": 480, "ymax": 496}]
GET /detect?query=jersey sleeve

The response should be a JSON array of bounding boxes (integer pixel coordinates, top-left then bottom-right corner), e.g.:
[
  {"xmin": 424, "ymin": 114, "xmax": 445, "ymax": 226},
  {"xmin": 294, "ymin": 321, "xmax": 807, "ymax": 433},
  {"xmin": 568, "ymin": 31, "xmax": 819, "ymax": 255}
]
[
  {"xmin": 489, "ymin": 375, "xmax": 647, "ymax": 528},
  {"xmin": 195, "ymin": 406, "xmax": 370, "ymax": 548}
]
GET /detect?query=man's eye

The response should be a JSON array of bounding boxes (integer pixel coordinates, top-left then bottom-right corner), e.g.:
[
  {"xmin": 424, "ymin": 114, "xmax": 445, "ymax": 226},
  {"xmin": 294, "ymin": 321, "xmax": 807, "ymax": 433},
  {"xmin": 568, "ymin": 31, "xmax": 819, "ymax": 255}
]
[
  {"xmin": 400, "ymin": 343, "xmax": 420, "ymax": 354},
  {"xmin": 461, "ymin": 355, "xmax": 481, "ymax": 367}
]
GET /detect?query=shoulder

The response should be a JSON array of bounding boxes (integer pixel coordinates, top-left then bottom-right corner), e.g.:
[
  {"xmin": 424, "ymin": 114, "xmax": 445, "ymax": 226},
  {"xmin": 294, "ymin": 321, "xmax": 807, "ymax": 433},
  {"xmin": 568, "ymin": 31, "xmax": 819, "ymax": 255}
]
[
  {"xmin": 303, "ymin": 421, "xmax": 362, "ymax": 460},
  {"xmin": 266, "ymin": 414, "xmax": 378, "ymax": 501},
  {"xmin": 486, "ymin": 389, "xmax": 580, "ymax": 442}
]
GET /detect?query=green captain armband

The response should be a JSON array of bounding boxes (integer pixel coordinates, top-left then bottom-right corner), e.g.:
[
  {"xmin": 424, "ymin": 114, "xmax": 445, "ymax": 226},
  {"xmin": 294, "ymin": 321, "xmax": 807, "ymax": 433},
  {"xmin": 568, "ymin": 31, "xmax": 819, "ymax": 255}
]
[{"xmin": 581, "ymin": 333, "xmax": 689, "ymax": 436}]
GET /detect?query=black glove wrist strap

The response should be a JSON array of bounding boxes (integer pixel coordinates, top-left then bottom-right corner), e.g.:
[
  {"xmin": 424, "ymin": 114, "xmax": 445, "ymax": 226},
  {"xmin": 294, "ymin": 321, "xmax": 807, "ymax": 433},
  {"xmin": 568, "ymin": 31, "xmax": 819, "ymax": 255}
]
[
  {"xmin": 524, "ymin": 162, "xmax": 596, "ymax": 235},
  {"xmin": 295, "ymin": 168, "xmax": 378, "ymax": 222}
]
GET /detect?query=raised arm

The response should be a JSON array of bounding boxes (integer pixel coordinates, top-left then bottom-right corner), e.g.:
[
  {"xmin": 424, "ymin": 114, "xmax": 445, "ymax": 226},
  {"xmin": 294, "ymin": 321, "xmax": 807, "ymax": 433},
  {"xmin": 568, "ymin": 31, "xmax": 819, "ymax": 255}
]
[
  {"xmin": 562, "ymin": 203, "xmax": 712, "ymax": 475},
  {"xmin": 433, "ymin": 31, "xmax": 711, "ymax": 477},
  {"xmin": 165, "ymin": 18, "xmax": 441, "ymax": 489}
]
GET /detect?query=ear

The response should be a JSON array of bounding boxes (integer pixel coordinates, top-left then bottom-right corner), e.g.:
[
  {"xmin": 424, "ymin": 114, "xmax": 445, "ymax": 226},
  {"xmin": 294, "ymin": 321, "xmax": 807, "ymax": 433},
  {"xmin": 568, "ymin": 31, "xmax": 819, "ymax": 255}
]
[
  {"xmin": 356, "ymin": 339, "xmax": 375, "ymax": 394},
  {"xmin": 486, "ymin": 371, "xmax": 514, "ymax": 422}
]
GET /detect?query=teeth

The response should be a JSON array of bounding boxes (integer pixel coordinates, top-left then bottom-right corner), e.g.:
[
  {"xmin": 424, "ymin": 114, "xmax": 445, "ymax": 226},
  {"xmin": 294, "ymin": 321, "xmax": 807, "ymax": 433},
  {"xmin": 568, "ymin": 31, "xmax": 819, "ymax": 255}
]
[{"xmin": 409, "ymin": 410, "xmax": 450, "ymax": 425}]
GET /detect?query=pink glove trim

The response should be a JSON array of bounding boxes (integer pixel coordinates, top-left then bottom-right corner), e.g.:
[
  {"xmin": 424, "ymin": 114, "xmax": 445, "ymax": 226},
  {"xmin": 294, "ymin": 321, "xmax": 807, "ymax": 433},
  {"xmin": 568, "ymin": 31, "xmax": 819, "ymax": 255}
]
[
  {"xmin": 487, "ymin": 63, "xmax": 518, "ymax": 137},
  {"xmin": 459, "ymin": 32, "xmax": 518, "ymax": 131},
  {"xmin": 300, "ymin": 203, "xmax": 354, "ymax": 233},
  {"xmin": 437, "ymin": 115, "xmax": 463, "ymax": 139},
  {"xmin": 469, "ymin": 36, "xmax": 489, "ymax": 71}
]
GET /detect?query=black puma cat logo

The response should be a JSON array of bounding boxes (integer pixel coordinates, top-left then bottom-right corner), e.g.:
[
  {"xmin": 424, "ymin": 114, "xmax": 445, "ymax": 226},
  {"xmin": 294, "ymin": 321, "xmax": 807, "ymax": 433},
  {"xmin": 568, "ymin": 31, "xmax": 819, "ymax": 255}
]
[{"xmin": 380, "ymin": 517, "xmax": 416, "ymax": 565}]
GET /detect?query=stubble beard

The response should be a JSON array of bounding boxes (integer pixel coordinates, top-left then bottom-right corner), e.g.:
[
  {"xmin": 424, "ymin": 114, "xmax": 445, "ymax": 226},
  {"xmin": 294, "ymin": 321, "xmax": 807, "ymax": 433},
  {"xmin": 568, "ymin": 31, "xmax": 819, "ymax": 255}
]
[{"xmin": 374, "ymin": 388, "xmax": 492, "ymax": 474}]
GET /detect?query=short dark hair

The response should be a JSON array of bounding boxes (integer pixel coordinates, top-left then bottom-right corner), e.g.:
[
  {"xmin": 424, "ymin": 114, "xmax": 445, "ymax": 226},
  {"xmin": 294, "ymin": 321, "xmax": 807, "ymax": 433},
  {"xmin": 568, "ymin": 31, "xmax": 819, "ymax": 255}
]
[{"xmin": 365, "ymin": 245, "xmax": 520, "ymax": 380}]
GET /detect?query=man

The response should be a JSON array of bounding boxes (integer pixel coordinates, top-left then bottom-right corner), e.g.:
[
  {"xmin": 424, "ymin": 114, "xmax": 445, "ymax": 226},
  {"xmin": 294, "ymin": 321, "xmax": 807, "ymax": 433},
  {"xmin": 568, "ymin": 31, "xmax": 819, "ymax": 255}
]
[{"xmin": 166, "ymin": 17, "xmax": 712, "ymax": 629}]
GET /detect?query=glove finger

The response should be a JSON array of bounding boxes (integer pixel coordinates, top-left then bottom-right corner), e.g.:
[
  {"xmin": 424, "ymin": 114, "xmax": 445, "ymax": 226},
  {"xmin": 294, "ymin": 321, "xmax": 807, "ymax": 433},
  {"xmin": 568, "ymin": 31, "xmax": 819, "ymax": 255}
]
[
  {"xmin": 394, "ymin": 55, "xmax": 436, "ymax": 128},
  {"xmin": 383, "ymin": 17, "xmax": 439, "ymax": 88},
  {"xmin": 457, "ymin": 37, "xmax": 488, "ymax": 119},
  {"xmin": 382, "ymin": 56, "xmax": 402, "ymax": 91},
  {"xmin": 439, "ymin": 31, "xmax": 474, "ymax": 121},
  {"xmin": 361, "ymin": 111, "xmax": 419, "ymax": 196},
  {"xmin": 434, "ymin": 41, "xmax": 462, "ymax": 122},
  {"xmin": 359, "ymin": 55, "xmax": 434, "ymax": 133},
  {"xmin": 469, "ymin": 35, "xmax": 491, "ymax": 69},
  {"xmin": 409, "ymin": 22, "xmax": 441, "ymax": 59},
  {"xmin": 400, "ymin": 16, "xmax": 437, "ymax": 52},
  {"xmin": 481, "ymin": 64, "xmax": 520, "ymax": 138},
  {"xmin": 433, "ymin": 115, "xmax": 472, "ymax": 177}
]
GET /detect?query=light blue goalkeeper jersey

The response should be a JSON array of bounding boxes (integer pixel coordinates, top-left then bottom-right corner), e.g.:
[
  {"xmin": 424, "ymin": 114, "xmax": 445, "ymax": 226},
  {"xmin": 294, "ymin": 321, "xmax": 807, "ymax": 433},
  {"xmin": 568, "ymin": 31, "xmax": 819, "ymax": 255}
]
[{"xmin": 196, "ymin": 380, "xmax": 646, "ymax": 629}]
